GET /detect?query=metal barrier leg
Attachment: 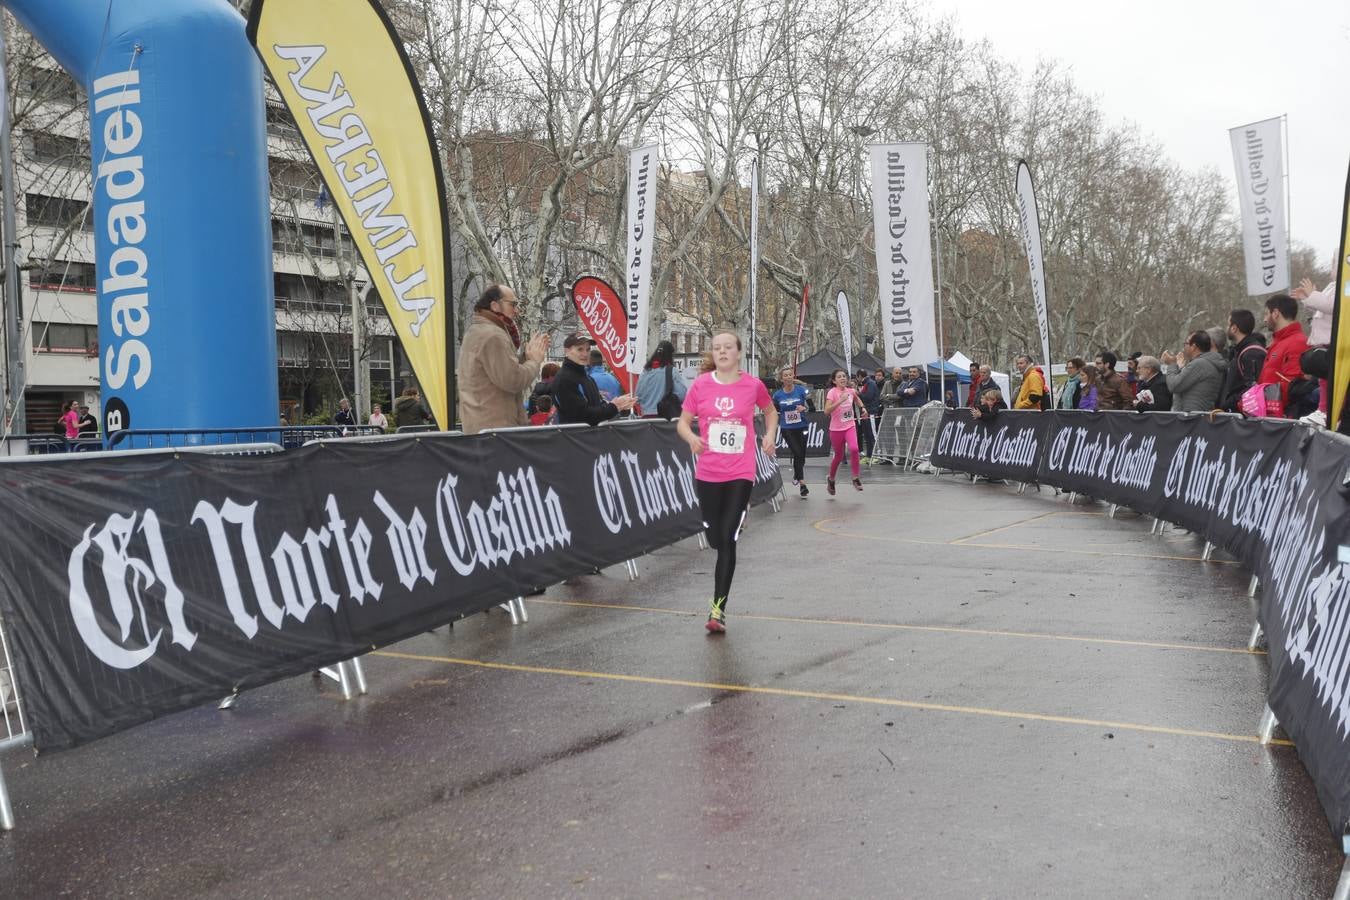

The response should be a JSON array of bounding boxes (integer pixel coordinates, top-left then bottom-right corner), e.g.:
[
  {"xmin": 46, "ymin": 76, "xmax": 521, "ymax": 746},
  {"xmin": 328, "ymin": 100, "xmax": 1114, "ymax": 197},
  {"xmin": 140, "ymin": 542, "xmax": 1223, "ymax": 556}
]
[
  {"xmin": 1108, "ymin": 504, "xmax": 1118, "ymax": 519},
  {"xmin": 625, "ymin": 558, "xmax": 639, "ymax": 581},
  {"xmin": 1017, "ymin": 482, "xmax": 1027, "ymax": 495},
  {"xmin": 770, "ymin": 495, "xmax": 781, "ymax": 513},
  {"xmin": 218, "ymin": 694, "xmax": 238, "ymax": 710},
  {"xmin": 0, "ymin": 758, "xmax": 15, "ymax": 831},
  {"xmin": 314, "ymin": 663, "xmax": 354, "ymax": 700},
  {"xmin": 503, "ymin": 598, "xmax": 523, "ymax": 626},
  {"xmin": 1202, "ymin": 541, "xmax": 1214, "ymax": 561},
  {"xmin": 1248, "ymin": 575, "xmax": 1260, "ymax": 597},
  {"xmin": 1247, "ymin": 621, "xmax": 1264, "ymax": 651},
  {"xmin": 1333, "ymin": 856, "xmax": 1350, "ymax": 900},
  {"xmin": 1257, "ymin": 705, "xmax": 1279, "ymax": 745},
  {"xmin": 1069, "ymin": 492, "xmax": 1078, "ymax": 505},
  {"xmin": 335, "ymin": 661, "xmax": 354, "ymax": 701},
  {"xmin": 697, "ymin": 532, "xmax": 708, "ymax": 550},
  {"xmin": 349, "ymin": 657, "xmax": 369, "ymax": 695}
]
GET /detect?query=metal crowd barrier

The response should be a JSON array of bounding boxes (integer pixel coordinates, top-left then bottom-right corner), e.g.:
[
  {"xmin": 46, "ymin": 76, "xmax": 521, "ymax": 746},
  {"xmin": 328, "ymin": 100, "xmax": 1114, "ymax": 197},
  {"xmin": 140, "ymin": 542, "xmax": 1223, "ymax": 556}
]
[
  {"xmin": 0, "ymin": 613, "xmax": 30, "ymax": 831},
  {"xmin": 0, "ymin": 441, "xmax": 326, "ymax": 831},
  {"xmin": 873, "ymin": 406, "xmax": 924, "ymax": 463},
  {"xmin": 0, "ymin": 434, "xmax": 104, "ymax": 456},
  {"xmin": 0, "ymin": 417, "xmax": 781, "ymax": 832},
  {"xmin": 106, "ymin": 424, "xmax": 386, "ymax": 451},
  {"xmin": 942, "ymin": 409, "xmax": 1350, "ymax": 898},
  {"xmin": 908, "ymin": 402, "xmax": 948, "ymax": 471}
]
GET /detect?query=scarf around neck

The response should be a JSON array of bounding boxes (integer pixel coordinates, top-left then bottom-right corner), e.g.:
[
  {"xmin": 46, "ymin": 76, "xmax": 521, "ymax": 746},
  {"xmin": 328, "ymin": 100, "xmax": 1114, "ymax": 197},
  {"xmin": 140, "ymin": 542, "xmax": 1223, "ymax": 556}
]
[{"xmin": 477, "ymin": 308, "xmax": 521, "ymax": 349}]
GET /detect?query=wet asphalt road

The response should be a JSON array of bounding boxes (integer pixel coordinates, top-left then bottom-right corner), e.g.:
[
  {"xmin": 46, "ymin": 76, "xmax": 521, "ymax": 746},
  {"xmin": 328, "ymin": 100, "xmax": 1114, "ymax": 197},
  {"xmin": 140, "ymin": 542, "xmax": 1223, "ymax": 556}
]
[{"xmin": 0, "ymin": 461, "xmax": 1344, "ymax": 898}]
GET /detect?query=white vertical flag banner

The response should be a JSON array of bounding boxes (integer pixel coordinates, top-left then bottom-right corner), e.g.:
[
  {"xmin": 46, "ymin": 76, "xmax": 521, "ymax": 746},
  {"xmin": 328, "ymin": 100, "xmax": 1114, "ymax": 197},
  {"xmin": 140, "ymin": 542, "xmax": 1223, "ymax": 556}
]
[
  {"xmin": 1229, "ymin": 116, "xmax": 1289, "ymax": 295},
  {"xmin": 870, "ymin": 143, "xmax": 937, "ymax": 368},
  {"xmin": 748, "ymin": 158, "xmax": 760, "ymax": 374},
  {"xmin": 1015, "ymin": 160, "xmax": 1053, "ymax": 399},
  {"xmin": 625, "ymin": 144, "xmax": 658, "ymax": 381},
  {"xmin": 836, "ymin": 290, "xmax": 853, "ymax": 363}
]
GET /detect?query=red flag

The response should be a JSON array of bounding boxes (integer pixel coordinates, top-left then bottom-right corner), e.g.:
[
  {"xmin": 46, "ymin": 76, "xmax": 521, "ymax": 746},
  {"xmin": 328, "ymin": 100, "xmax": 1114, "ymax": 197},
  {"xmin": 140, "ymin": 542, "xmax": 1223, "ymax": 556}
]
[
  {"xmin": 792, "ymin": 282, "xmax": 810, "ymax": 370},
  {"xmin": 570, "ymin": 276, "xmax": 632, "ymax": 393}
]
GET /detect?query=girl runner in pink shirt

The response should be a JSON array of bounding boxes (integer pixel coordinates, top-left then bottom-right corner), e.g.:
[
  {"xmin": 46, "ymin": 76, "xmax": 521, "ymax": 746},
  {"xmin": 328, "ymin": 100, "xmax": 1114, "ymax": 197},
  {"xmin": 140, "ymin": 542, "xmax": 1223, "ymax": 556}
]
[
  {"xmin": 676, "ymin": 330, "xmax": 777, "ymax": 634},
  {"xmin": 824, "ymin": 369, "xmax": 865, "ymax": 494}
]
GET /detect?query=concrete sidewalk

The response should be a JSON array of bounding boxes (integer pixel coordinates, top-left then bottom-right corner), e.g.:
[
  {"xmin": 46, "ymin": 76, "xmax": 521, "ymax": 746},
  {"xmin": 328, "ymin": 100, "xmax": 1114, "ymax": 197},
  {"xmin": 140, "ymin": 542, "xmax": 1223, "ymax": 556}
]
[{"xmin": 0, "ymin": 465, "xmax": 1342, "ymax": 897}]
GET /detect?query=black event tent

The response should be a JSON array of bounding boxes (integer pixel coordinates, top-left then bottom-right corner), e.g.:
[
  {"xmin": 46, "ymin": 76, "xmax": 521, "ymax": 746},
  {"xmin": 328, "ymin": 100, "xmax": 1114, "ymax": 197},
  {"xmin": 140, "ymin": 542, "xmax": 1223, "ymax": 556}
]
[
  {"xmin": 851, "ymin": 350, "xmax": 885, "ymax": 373},
  {"xmin": 791, "ymin": 347, "xmax": 848, "ymax": 386}
]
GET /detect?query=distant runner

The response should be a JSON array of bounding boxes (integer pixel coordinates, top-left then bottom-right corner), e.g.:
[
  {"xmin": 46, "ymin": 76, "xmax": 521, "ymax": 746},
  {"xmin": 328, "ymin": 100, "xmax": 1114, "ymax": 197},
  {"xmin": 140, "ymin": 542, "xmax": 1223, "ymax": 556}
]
[
  {"xmin": 677, "ymin": 331, "xmax": 777, "ymax": 634},
  {"xmin": 824, "ymin": 368, "xmax": 865, "ymax": 495},
  {"xmin": 773, "ymin": 365, "xmax": 812, "ymax": 498}
]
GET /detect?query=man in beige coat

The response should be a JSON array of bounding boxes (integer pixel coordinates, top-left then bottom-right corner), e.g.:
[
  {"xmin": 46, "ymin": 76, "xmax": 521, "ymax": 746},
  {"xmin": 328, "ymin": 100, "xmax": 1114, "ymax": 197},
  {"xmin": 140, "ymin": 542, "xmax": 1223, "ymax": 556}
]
[{"xmin": 457, "ymin": 284, "xmax": 550, "ymax": 434}]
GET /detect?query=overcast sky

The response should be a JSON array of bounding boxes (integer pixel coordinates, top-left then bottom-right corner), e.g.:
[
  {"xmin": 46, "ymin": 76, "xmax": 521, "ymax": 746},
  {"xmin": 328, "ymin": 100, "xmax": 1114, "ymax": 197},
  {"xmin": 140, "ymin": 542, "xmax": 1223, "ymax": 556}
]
[{"xmin": 922, "ymin": 0, "xmax": 1348, "ymax": 268}]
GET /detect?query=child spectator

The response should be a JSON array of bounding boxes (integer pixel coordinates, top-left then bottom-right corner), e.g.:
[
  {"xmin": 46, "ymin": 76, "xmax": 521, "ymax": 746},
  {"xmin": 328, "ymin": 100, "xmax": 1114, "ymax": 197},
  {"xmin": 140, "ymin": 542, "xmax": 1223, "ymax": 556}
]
[{"xmin": 529, "ymin": 395, "xmax": 554, "ymax": 426}]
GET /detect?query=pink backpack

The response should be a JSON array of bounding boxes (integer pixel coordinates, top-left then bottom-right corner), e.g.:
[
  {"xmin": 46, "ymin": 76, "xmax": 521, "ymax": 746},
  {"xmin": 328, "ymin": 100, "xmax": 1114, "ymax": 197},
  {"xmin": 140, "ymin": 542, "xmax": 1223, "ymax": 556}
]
[{"xmin": 1240, "ymin": 382, "xmax": 1283, "ymax": 419}]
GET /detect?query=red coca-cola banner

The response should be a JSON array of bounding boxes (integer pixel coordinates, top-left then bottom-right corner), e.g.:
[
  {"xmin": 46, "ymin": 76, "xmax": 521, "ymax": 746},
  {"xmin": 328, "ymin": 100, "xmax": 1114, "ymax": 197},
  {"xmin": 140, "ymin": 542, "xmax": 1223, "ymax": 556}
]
[{"xmin": 571, "ymin": 276, "xmax": 632, "ymax": 392}]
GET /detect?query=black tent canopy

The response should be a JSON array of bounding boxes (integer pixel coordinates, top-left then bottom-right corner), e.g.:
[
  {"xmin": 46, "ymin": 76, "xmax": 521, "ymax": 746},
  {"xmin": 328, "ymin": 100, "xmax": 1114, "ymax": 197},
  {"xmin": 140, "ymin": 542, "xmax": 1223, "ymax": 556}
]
[
  {"xmin": 791, "ymin": 348, "xmax": 849, "ymax": 385},
  {"xmin": 851, "ymin": 349, "xmax": 884, "ymax": 373}
]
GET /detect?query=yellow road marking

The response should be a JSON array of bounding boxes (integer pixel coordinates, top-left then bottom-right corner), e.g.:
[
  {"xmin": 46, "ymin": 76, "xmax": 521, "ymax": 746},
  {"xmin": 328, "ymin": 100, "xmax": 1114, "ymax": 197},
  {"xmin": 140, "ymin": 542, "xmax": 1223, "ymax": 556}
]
[
  {"xmin": 527, "ymin": 598, "xmax": 1265, "ymax": 656},
  {"xmin": 372, "ymin": 649, "xmax": 1293, "ymax": 747},
  {"xmin": 812, "ymin": 515, "xmax": 1240, "ymax": 564},
  {"xmin": 950, "ymin": 510, "xmax": 1067, "ymax": 544}
]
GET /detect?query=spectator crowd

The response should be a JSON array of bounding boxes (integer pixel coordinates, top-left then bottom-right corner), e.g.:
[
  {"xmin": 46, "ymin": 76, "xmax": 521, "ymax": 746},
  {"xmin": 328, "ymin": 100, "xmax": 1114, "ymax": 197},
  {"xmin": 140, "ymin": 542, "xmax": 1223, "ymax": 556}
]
[
  {"xmin": 288, "ymin": 276, "xmax": 1339, "ymax": 441},
  {"xmin": 979, "ymin": 288, "xmax": 1333, "ymax": 425}
]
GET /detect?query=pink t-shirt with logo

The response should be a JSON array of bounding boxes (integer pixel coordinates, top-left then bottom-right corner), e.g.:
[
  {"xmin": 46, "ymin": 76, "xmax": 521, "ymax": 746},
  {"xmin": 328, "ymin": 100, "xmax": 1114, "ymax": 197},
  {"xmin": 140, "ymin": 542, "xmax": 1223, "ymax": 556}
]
[
  {"xmin": 827, "ymin": 387, "xmax": 860, "ymax": 432},
  {"xmin": 682, "ymin": 371, "xmax": 772, "ymax": 483}
]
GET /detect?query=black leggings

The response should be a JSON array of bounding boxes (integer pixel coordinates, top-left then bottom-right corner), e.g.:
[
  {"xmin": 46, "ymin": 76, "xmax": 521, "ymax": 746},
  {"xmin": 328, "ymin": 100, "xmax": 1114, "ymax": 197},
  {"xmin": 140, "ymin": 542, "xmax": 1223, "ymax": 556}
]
[
  {"xmin": 781, "ymin": 428, "xmax": 807, "ymax": 482},
  {"xmin": 696, "ymin": 478, "xmax": 753, "ymax": 607}
]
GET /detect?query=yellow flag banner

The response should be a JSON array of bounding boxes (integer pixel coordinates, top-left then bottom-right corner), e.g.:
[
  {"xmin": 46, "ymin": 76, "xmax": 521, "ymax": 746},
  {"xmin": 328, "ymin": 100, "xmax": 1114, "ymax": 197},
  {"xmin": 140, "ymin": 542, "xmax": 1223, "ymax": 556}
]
[
  {"xmin": 248, "ymin": 0, "xmax": 453, "ymax": 428},
  {"xmin": 1331, "ymin": 159, "xmax": 1350, "ymax": 433}
]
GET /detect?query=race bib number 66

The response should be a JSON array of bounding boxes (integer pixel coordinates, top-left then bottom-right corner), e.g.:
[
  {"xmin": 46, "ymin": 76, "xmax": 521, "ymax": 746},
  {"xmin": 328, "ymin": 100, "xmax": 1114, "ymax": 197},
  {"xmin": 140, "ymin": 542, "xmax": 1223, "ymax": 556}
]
[{"xmin": 709, "ymin": 419, "xmax": 746, "ymax": 453}]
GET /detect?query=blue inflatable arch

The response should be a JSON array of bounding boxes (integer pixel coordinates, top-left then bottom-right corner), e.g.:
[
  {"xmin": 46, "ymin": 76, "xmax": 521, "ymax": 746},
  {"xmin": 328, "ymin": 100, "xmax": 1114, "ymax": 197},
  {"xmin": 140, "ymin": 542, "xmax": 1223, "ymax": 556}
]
[{"xmin": 5, "ymin": 0, "xmax": 277, "ymax": 434}]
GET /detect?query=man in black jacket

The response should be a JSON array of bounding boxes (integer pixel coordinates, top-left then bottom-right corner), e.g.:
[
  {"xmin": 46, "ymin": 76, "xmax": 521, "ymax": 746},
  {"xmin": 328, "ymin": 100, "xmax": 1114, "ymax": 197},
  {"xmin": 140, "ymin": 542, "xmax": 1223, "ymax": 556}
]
[
  {"xmin": 1218, "ymin": 309, "xmax": 1268, "ymax": 412},
  {"xmin": 553, "ymin": 333, "xmax": 636, "ymax": 425},
  {"xmin": 1132, "ymin": 356, "xmax": 1172, "ymax": 412}
]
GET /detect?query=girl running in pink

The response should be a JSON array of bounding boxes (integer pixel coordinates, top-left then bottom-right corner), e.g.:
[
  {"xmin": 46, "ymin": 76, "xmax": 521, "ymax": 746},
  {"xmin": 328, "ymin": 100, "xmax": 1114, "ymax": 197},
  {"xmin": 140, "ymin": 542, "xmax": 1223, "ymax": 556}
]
[
  {"xmin": 677, "ymin": 330, "xmax": 777, "ymax": 634},
  {"xmin": 824, "ymin": 368, "xmax": 865, "ymax": 495}
]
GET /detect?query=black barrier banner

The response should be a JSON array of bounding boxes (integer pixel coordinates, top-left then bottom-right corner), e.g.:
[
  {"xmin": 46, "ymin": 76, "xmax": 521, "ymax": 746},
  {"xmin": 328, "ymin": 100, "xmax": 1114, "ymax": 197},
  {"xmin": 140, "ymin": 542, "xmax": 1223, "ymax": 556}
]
[
  {"xmin": 775, "ymin": 413, "xmax": 832, "ymax": 458},
  {"xmin": 930, "ymin": 409, "xmax": 1049, "ymax": 482},
  {"xmin": 0, "ymin": 422, "xmax": 780, "ymax": 751},
  {"xmin": 932, "ymin": 408, "xmax": 1350, "ymax": 836},
  {"xmin": 774, "ymin": 413, "xmax": 896, "ymax": 459}
]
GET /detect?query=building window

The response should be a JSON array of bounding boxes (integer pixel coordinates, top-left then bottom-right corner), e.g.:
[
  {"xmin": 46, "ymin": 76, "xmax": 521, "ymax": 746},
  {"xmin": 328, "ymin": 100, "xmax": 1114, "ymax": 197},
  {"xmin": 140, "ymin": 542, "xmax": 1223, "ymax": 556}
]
[
  {"xmin": 271, "ymin": 217, "xmax": 355, "ymax": 260},
  {"xmin": 23, "ymin": 68, "xmax": 81, "ymax": 105},
  {"xmin": 29, "ymin": 261, "xmax": 97, "ymax": 292},
  {"xmin": 699, "ymin": 333, "xmax": 708, "ymax": 352},
  {"xmin": 276, "ymin": 332, "xmax": 311, "ymax": 367},
  {"xmin": 29, "ymin": 133, "xmax": 90, "ymax": 166},
  {"xmin": 265, "ymin": 102, "xmax": 300, "ymax": 138},
  {"xmin": 273, "ymin": 272, "xmax": 346, "ymax": 314},
  {"xmin": 32, "ymin": 321, "xmax": 97, "ymax": 354},
  {"xmin": 269, "ymin": 159, "xmax": 324, "ymax": 204},
  {"xmin": 25, "ymin": 194, "xmax": 92, "ymax": 231}
]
